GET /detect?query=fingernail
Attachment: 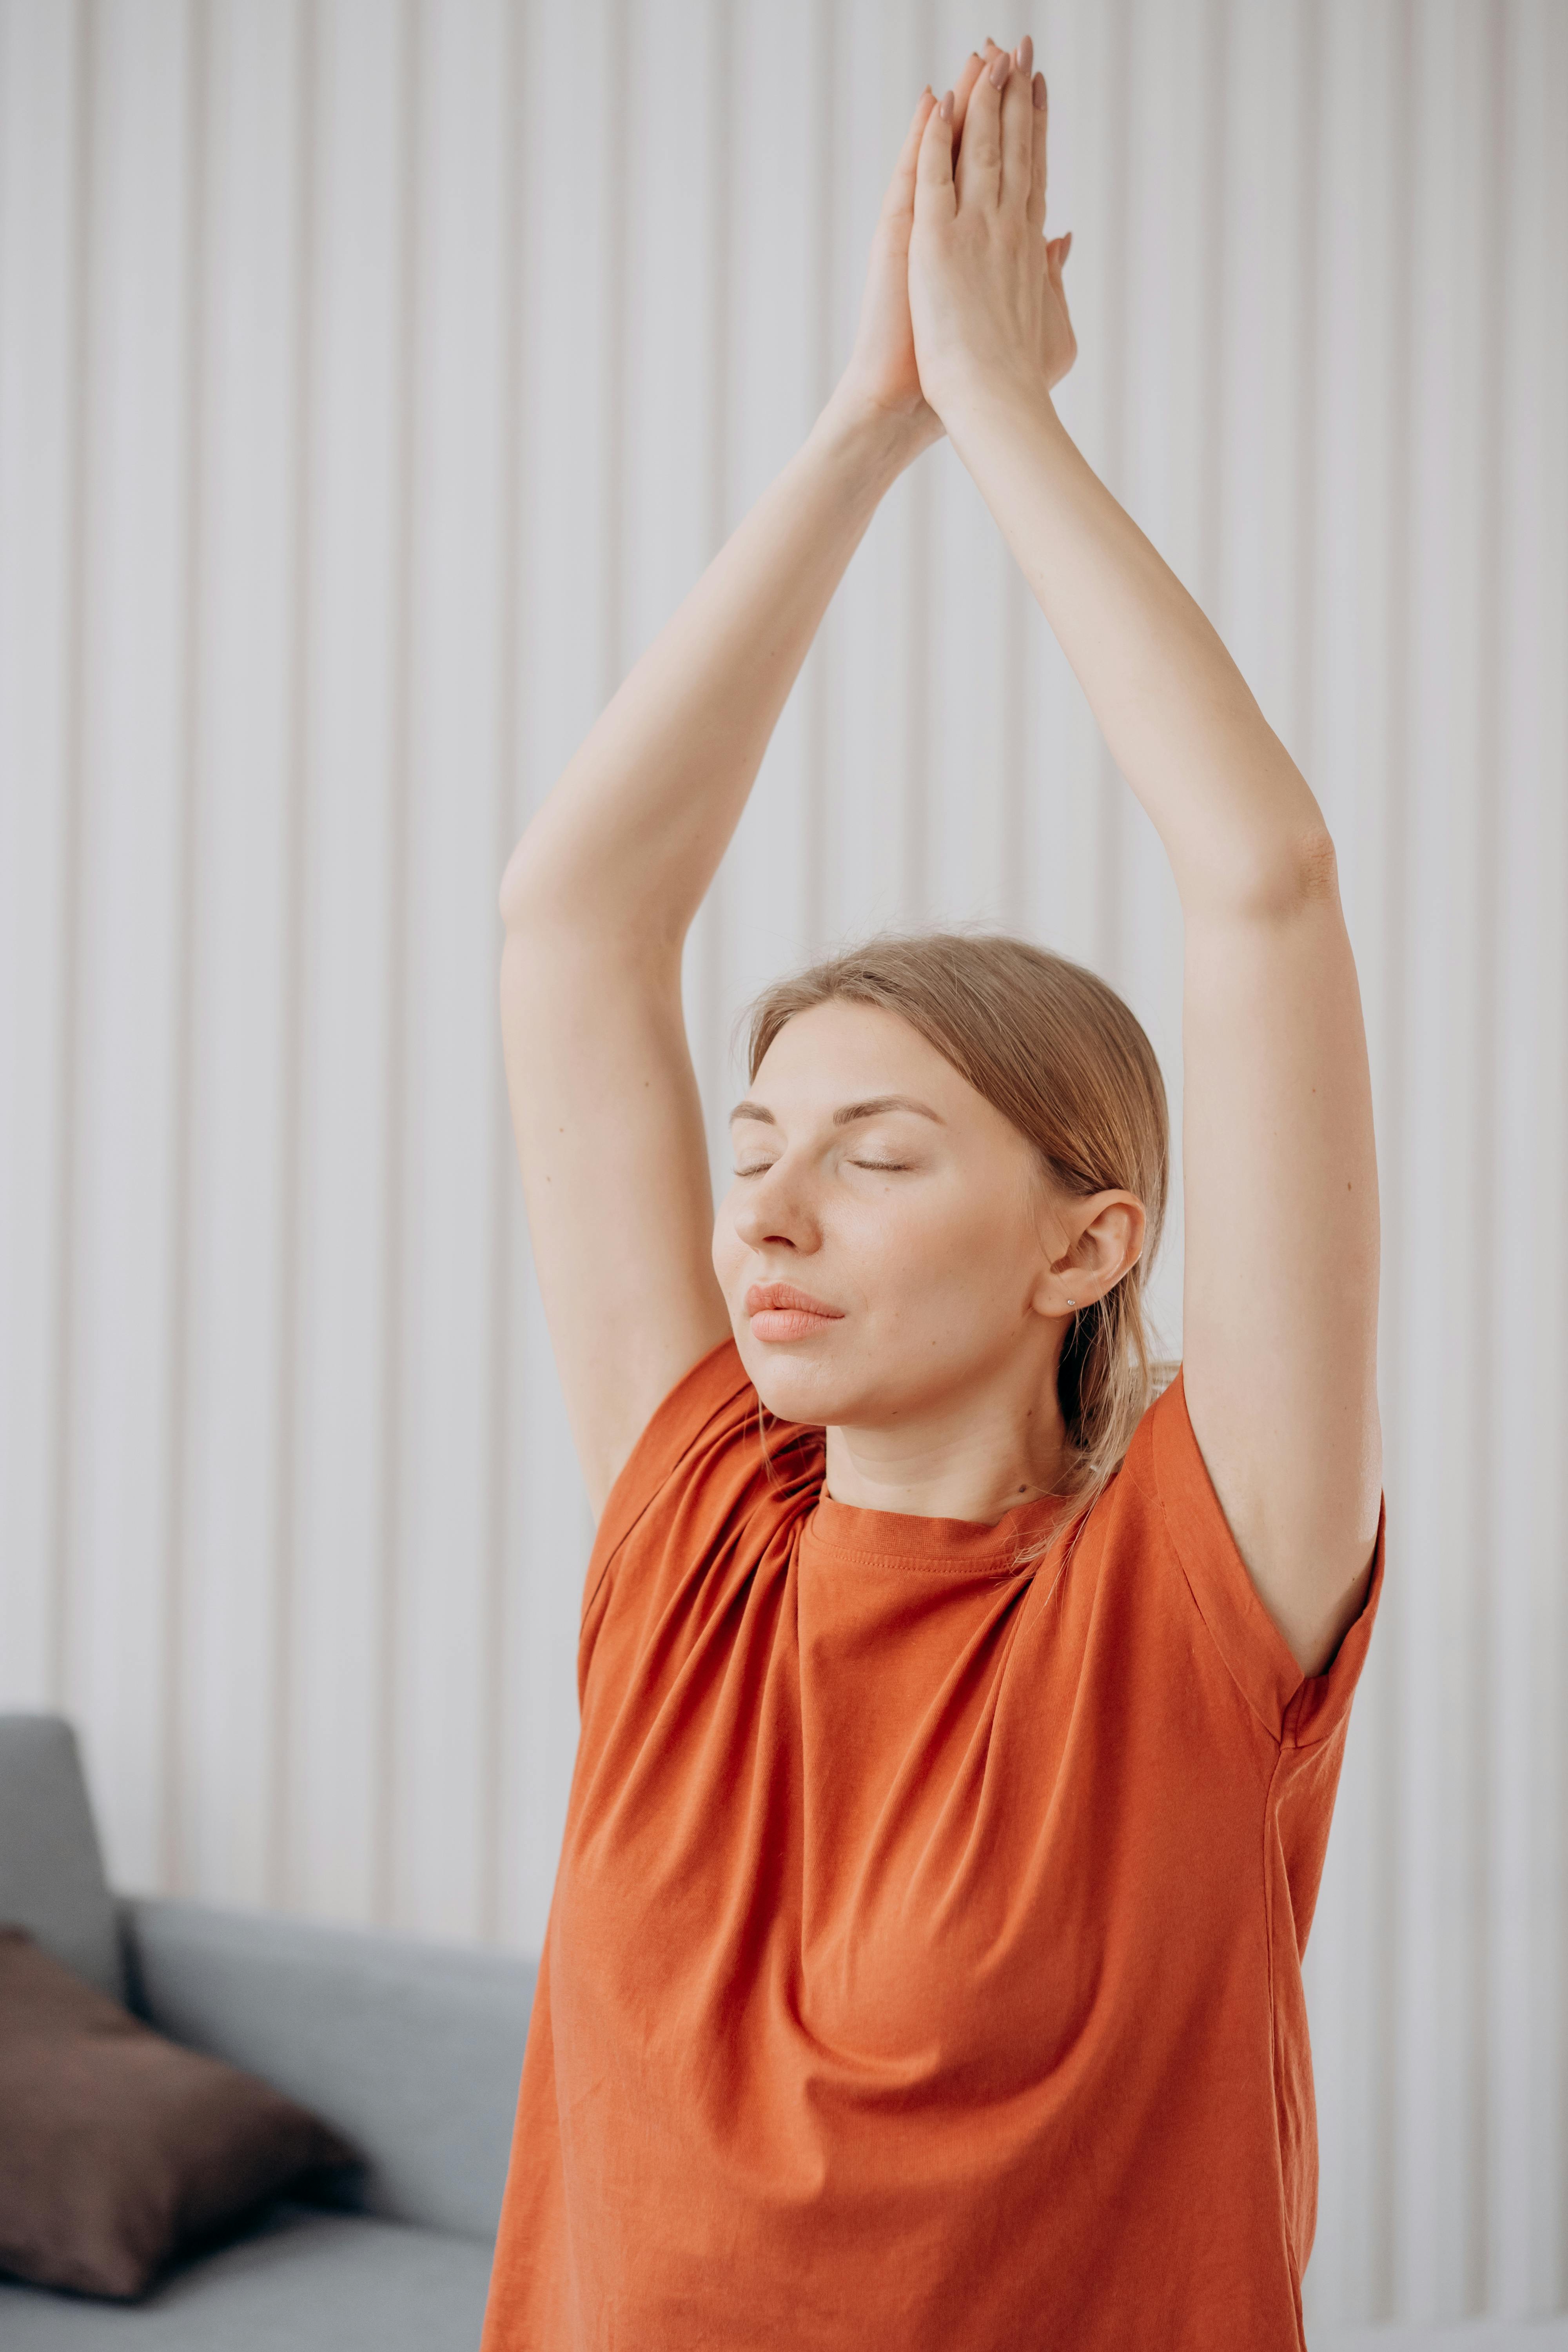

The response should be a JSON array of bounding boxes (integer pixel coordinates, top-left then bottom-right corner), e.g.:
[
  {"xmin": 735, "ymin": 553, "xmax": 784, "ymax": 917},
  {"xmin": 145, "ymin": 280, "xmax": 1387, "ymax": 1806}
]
[
  {"xmin": 1033, "ymin": 71, "xmax": 1047, "ymax": 109},
  {"xmin": 989, "ymin": 50, "xmax": 1012, "ymax": 86},
  {"xmin": 938, "ymin": 89, "xmax": 954, "ymax": 121},
  {"xmin": 1016, "ymin": 34, "xmax": 1033, "ymax": 71}
]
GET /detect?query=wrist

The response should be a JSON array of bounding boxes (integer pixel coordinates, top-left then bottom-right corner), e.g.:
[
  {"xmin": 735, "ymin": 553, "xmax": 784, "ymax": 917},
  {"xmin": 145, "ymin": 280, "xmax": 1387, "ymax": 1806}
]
[
  {"xmin": 810, "ymin": 383, "xmax": 933, "ymax": 490},
  {"xmin": 937, "ymin": 368, "xmax": 1063, "ymax": 460}
]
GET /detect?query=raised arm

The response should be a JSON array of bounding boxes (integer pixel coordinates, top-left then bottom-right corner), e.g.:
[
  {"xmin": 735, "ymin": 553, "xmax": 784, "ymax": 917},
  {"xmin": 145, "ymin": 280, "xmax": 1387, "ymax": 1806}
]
[
  {"xmin": 907, "ymin": 40, "xmax": 1381, "ymax": 1675},
  {"xmin": 499, "ymin": 72, "xmax": 988, "ymax": 1518}
]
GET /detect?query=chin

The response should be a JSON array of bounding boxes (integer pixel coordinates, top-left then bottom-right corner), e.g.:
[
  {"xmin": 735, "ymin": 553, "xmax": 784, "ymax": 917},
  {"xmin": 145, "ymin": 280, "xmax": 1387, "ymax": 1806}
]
[{"xmin": 736, "ymin": 1337, "xmax": 852, "ymax": 1431}]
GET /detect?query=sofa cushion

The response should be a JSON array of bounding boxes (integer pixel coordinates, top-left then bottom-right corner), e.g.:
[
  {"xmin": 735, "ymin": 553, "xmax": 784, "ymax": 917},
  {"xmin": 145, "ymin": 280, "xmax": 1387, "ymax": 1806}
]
[
  {"xmin": 125, "ymin": 1895, "xmax": 534, "ymax": 2241},
  {"xmin": 0, "ymin": 1931, "xmax": 359, "ymax": 2300},
  {"xmin": 0, "ymin": 2204, "xmax": 494, "ymax": 2350},
  {"xmin": 0, "ymin": 1715, "xmax": 122, "ymax": 2001}
]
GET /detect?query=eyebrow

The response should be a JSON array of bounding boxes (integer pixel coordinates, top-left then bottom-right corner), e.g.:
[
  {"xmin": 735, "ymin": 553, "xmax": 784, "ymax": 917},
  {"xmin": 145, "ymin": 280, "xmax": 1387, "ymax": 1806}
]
[{"xmin": 727, "ymin": 1093, "xmax": 947, "ymax": 1129}]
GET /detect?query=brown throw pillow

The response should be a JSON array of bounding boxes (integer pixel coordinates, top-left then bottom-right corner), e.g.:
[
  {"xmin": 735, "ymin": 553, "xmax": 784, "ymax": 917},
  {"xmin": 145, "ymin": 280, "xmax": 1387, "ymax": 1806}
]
[{"xmin": 0, "ymin": 1926, "xmax": 360, "ymax": 2300}]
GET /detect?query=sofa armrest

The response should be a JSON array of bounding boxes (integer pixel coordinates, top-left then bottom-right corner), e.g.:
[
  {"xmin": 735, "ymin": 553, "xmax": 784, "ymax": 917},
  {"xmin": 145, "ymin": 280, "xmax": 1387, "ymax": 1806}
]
[{"xmin": 118, "ymin": 1893, "xmax": 536, "ymax": 2243}]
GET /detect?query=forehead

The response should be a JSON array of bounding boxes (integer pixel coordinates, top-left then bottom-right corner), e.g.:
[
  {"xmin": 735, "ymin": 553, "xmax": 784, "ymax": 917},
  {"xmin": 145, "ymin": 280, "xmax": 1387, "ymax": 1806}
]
[
  {"xmin": 750, "ymin": 999, "xmax": 951, "ymax": 1094},
  {"xmin": 736, "ymin": 1000, "xmax": 1012, "ymax": 1143}
]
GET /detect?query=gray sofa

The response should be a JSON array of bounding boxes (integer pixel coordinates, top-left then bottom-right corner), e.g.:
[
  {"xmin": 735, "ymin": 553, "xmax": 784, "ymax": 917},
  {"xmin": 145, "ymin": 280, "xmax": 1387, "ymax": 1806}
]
[{"xmin": 0, "ymin": 1711, "xmax": 534, "ymax": 2349}]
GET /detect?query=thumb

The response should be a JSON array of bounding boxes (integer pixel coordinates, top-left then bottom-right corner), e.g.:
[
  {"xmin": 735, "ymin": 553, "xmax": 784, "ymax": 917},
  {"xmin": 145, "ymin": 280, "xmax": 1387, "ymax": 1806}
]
[
  {"xmin": 914, "ymin": 87, "xmax": 957, "ymax": 223},
  {"xmin": 880, "ymin": 88, "xmax": 938, "ymax": 226}
]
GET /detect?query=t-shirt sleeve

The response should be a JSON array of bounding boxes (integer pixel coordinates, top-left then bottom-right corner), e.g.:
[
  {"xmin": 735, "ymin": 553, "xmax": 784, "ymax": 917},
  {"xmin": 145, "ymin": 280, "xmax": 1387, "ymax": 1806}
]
[
  {"xmin": 579, "ymin": 1335, "xmax": 758, "ymax": 1630},
  {"xmin": 1146, "ymin": 1365, "xmax": 1385, "ymax": 1748},
  {"xmin": 574, "ymin": 1337, "xmax": 823, "ymax": 1730}
]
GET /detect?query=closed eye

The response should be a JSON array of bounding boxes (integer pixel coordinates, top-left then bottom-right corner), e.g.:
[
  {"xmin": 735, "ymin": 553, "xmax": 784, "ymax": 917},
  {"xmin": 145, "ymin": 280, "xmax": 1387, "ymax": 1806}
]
[{"xmin": 731, "ymin": 1160, "xmax": 911, "ymax": 1177}]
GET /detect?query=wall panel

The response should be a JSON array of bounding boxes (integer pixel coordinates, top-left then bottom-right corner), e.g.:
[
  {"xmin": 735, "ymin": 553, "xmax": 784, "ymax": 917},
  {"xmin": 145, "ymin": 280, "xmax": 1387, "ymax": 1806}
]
[
  {"xmin": 0, "ymin": 0, "xmax": 80, "ymax": 1713},
  {"xmin": 177, "ymin": 0, "xmax": 304, "ymax": 1910},
  {"xmin": 493, "ymin": 0, "xmax": 616, "ymax": 1961},
  {"xmin": 284, "ymin": 0, "xmax": 412, "ymax": 1926},
  {"xmin": 64, "ymin": 0, "xmax": 196, "ymax": 1894},
  {"xmin": 390, "ymin": 0, "xmax": 514, "ymax": 1943},
  {"xmin": 1, "ymin": 0, "xmax": 1564, "ymax": 2327}
]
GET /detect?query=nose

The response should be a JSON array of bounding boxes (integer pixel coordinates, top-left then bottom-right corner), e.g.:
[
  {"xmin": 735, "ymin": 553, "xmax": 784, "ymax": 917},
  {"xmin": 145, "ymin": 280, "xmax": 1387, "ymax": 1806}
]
[{"xmin": 730, "ymin": 1156, "xmax": 819, "ymax": 1253}]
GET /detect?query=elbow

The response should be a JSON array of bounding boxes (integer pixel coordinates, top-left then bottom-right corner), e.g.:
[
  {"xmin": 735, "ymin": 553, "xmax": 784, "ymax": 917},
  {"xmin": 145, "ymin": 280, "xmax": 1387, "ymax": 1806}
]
[
  {"xmin": 1283, "ymin": 826, "xmax": 1341, "ymax": 907},
  {"xmin": 497, "ymin": 842, "xmax": 684, "ymax": 972},
  {"xmin": 1219, "ymin": 826, "xmax": 1343, "ymax": 924},
  {"xmin": 498, "ymin": 789, "xmax": 583, "ymax": 929},
  {"xmin": 497, "ymin": 854, "xmax": 526, "ymax": 933},
  {"xmin": 497, "ymin": 839, "xmax": 557, "ymax": 935}
]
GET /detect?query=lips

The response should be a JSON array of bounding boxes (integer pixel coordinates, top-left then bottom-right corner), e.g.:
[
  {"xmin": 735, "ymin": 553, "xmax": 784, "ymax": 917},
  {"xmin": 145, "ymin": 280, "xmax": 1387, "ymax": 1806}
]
[
  {"xmin": 745, "ymin": 1282, "xmax": 844, "ymax": 1318},
  {"xmin": 744, "ymin": 1282, "xmax": 846, "ymax": 1343}
]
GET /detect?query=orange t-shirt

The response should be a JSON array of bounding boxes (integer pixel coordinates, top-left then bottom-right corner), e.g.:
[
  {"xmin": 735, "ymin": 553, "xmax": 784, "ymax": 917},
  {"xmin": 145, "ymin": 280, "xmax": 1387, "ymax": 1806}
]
[{"xmin": 481, "ymin": 1338, "xmax": 1383, "ymax": 2351}]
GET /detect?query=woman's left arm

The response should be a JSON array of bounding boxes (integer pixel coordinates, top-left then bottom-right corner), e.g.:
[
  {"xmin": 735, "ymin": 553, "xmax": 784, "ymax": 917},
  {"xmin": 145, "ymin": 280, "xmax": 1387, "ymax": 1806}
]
[{"xmin": 911, "ymin": 42, "xmax": 1380, "ymax": 1677}]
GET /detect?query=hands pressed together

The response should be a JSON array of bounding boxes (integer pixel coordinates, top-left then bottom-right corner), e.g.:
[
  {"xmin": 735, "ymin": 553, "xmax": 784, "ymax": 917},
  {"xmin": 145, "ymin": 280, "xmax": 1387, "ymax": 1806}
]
[{"xmin": 838, "ymin": 34, "xmax": 1076, "ymax": 461}]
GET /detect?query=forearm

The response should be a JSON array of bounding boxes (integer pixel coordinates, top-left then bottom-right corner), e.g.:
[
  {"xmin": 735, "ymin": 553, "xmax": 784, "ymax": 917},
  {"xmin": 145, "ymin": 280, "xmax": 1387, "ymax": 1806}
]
[
  {"xmin": 945, "ymin": 380, "xmax": 1328, "ymax": 916},
  {"xmin": 501, "ymin": 393, "xmax": 914, "ymax": 947}
]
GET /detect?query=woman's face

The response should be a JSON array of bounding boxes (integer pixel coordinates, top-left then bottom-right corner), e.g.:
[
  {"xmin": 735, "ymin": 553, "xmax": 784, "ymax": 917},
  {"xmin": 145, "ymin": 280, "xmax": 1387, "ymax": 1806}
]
[{"xmin": 711, "ymin": 999, "xmax": 1069, "ymax": 1433}]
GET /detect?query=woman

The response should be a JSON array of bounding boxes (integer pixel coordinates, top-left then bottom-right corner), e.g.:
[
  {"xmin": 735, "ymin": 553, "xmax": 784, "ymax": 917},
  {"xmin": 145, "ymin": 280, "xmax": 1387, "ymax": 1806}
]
[{"xmin": 481, "ymin": 34, "xmax": 1383, "ymax": 2352}]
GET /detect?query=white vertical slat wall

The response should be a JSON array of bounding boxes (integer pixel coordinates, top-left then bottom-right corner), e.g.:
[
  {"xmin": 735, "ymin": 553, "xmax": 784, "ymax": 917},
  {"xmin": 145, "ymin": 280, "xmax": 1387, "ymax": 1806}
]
[{"xmin": 0, "ymin": 0, "xmax": 1564, "ymax": 2328}]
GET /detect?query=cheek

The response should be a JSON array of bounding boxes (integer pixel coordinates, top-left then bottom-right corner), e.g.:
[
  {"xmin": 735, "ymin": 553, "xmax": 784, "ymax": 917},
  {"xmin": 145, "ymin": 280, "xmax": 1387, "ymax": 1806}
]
[
  {"xmin": 710, "ymin": 1201, "xmax": 737, "ymax": 1281},
  {"xmin": 711, "ymin": 1191, "xmax": 755, "ymax": 1294},
  {"xmin": 851, "ymin": 1185, "xmax": 996, "ymax": 1310},
  {"xmin": 875, "ymin": 1187, "xmax": 1030, "ymax": 1322}
]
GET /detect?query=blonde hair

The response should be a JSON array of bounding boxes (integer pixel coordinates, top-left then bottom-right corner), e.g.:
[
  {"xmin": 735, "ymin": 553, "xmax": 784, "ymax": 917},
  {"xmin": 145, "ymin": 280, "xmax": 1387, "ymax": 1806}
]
[{"xmin": 733, "ymin": 925, "xmax": 1175, "ymax": 1550}]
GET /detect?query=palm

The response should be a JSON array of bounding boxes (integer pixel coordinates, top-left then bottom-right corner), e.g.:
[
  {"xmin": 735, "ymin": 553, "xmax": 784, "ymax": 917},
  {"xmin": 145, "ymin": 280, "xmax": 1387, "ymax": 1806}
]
[
  {"xmin": 839, "ymin": 46, "xmax": 1076, "ymax": 445},
  {"xmin": 836, "ymin": 63, "xmax": 987, "ymax": 448},
  {"xmin": 847, "ymin": 211, "xmax": 936, "ymax": 433}
]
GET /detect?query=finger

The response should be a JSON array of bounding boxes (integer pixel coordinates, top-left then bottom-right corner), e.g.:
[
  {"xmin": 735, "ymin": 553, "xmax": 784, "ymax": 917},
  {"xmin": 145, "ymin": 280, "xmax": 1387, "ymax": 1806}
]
[
  {"xmin": 955, "ymin": 47, "xmax": 1009, "ymax": 209},
  {"xmin": 1047, "ymin": 237, "xmax": 1075, "ymax": 346},
  {"xmin": 880, "ymin": 86, "xmax": 938, "ymax": 224},
  {"xmin": 949, "ymin": 48, "xmax": 987, "ymax": 150},
  {"xmin": 1000, "ymin": 34, "xmax": 1034, "ymax": 212},
  {"xmin": 1027, "ymin": 70, "xmax": 1048, "ymax": 231},
  {"xmin": 915, "ymin": 87, "xmax": 958, "ymax": 225}
]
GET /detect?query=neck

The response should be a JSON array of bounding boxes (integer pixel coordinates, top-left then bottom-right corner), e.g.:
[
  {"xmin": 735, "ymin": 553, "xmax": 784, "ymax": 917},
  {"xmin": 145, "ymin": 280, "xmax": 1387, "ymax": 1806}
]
[{"xmin": 820, "ymin": 1365, "xmax": 1073, "ymax": 1527}]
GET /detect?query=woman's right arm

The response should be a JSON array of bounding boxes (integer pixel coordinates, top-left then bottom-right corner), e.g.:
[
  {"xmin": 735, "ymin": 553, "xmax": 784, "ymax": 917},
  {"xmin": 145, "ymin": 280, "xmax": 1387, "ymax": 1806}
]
[
  {"xmin": 500, "ymin": 395, "xmax": 914, "ymax": 1521},
  {"xmin": 501, "ymin": 65, "xmax": 996, "ymax": 1520}
]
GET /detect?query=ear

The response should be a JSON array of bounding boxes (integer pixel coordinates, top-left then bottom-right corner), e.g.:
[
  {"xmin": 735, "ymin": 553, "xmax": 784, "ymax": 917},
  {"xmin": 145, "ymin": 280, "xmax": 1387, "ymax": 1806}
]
[{"xmin": 1041, "ymin": 1189, "xmax": 1146, "ymax": 1315}]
